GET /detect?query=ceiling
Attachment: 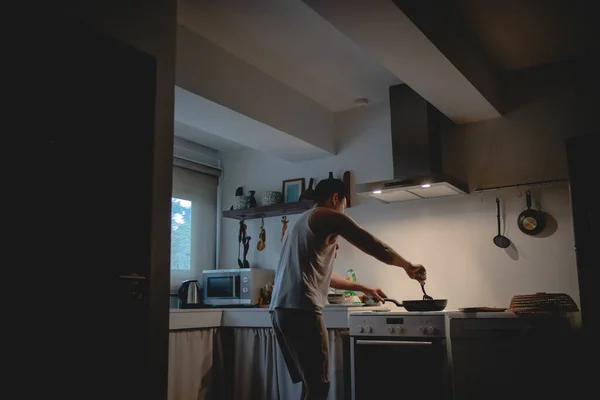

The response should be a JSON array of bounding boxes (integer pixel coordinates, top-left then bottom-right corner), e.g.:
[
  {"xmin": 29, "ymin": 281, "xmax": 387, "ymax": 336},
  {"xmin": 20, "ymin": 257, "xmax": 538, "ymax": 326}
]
[
  {"xmin": 451, "ymin": 0, "xmax": 600, "ymax": 71},
  {"xmin": 174, "ymin": 0, "xmax": 597, "ymax": 160},
  {"xmin": 178, "ymin": 0, "xmax": 402, "ymax": 112}
]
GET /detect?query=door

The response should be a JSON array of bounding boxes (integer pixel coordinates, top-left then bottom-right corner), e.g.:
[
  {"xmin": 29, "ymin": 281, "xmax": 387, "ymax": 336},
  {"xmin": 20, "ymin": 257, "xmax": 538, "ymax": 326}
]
[
  {"xmin": 18, "ymin": 18, "xmax": 170, "ymax": 400},
  {"xmin": 565, "ymin": 133, "xmax": 596, "ymax": 399},
  {"xmin": 565, "ymin": 134, "xmax": 596, "ymax": 336}
]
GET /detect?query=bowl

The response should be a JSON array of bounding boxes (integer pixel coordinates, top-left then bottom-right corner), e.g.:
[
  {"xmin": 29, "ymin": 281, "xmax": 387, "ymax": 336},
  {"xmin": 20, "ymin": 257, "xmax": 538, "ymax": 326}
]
[
  {"xmin": 233, "ymin": 195, "xmax": 249, "ymax": 210},
  {"xmin": 262, "ymin": 191, "xmax": 283, "ymax": 206},
  {"xmin": 328, "ymin": 294, "xmax": 345, "ymax": 304}
]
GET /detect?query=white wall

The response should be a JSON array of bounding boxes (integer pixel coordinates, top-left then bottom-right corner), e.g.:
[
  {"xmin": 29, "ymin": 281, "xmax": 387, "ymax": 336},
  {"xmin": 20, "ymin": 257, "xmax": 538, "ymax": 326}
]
[
  {"xmin": 220, "ymin": 150, "xmax": 579, "ymax": 312},
  {"xmin": 220, "ymin": 101, "xmax": 393, "ymax": 198},
  {"xmin": 218, "ymin": 84, "xmax": 587, "ymax": 315}
]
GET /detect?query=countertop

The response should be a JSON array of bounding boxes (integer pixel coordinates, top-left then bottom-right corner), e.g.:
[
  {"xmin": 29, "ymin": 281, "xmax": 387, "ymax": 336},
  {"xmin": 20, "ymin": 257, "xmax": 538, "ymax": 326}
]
[
  {"xmin": 170, "ymin": 306, "xmax": 579, "ymax": 330},
  {"xmin": 169, "ymin": 304, "xmax": 387, "ymax": 330}
]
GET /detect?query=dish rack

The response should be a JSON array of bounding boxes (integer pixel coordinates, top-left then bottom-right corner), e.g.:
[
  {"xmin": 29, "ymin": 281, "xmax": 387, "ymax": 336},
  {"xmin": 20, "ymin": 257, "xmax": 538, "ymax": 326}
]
[{"xmin": 508, "ymin": 292, "xmax": 579, "ymax": 313}]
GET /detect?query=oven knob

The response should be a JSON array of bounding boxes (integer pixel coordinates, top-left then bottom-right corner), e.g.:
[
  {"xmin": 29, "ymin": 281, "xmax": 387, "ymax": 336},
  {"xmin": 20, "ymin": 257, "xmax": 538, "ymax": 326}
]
[
  {"xmin": 388, "ymin": 326, "xmax": 394, "ymax": 333},
  {"xmin": 243, "ymin": 277, "xmax": 249, "ymax": 283},
  {"xmin": 242, "ymin": 287, "xmax": 249, "ymax": 293},
  {"xmin": 358, "ymin": 326, "xmax": 364, "ymax": 333},
  {"xmin": 395, "ymin": 326, "xmax": 404, "ymax": 334},
  {"xmin": 426, "ymin": 327, "xmax": 436, "ymax": 334},
  {"xmin": 365, "ymin": 326, "xmax": 372, "ymax": 333},
  {"xmin": 419, "ymin": 326, "xmax": 426, "ymax": 334}
]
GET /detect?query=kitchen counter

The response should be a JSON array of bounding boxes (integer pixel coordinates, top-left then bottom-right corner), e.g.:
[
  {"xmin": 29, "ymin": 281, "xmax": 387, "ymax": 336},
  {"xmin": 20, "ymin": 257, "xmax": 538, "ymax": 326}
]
[
  {"xmin": 350, "ymin": 309, "xmax": 522, "ymax": 318},
  {"xmin": 170, "ymin": 305, "xmax": 578, "ymax": 330},
  {"xmin": 169, "ymin": 305, "xmax": 387, "ymax": 330}
]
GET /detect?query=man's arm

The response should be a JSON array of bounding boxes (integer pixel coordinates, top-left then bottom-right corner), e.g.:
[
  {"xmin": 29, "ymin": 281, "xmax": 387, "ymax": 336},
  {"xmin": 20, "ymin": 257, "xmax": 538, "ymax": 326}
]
[
  {"xmin": 329, "ymin": 271, "xmax": 361, "ymax": 291},
  {"xmin": 310, "ymin": 208, "xmax": 426, "ymax": 282},
  {"xmin": 329, "ymin": 272, "xmax": 387, "ymax": 302},
  {"xmin": 329, "ymin": 271, "xmax": 388, "ymax": 302}
]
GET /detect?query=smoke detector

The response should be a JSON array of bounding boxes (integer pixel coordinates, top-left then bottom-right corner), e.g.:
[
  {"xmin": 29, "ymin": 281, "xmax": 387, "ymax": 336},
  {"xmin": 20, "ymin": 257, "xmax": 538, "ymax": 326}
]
[{"xmin": 354, "ymin": 98, "xmax": 369, "ymax": 107}]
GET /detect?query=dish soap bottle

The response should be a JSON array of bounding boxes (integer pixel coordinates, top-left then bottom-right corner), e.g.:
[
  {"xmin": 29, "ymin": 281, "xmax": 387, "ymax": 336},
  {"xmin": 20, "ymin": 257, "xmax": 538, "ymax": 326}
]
[{"xmin": 344, "ymin": 269, "xmax": 360, "ymax": 303}]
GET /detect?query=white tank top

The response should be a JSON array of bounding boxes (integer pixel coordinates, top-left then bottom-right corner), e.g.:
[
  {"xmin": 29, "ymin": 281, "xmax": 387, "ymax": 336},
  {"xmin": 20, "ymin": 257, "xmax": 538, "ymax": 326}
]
[{"xmin": 269, "ymin": 208, "xmax": 337, "ymax": 313}]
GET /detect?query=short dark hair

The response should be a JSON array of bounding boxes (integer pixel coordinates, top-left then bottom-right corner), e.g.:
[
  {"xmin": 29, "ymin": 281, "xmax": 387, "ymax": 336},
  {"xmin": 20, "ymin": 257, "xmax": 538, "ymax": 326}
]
[{"xmin": 314, "ymin": 178, "xmax": 347, "ymax": 205}]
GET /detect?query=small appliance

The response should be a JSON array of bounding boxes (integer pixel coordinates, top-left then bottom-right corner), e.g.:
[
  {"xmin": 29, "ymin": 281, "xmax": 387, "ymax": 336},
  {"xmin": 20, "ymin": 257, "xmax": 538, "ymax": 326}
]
[
  {"xmin": 202, "ymin": 268, "xmax": 274, "ymax": 306},
  {"xmin": 177, "ymin": 279, "xmax": 202, "ymax": 308}
]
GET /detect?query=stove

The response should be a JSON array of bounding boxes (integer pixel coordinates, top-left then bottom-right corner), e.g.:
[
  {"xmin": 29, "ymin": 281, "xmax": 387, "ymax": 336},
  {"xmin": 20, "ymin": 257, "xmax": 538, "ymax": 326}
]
[
  {"xmin": 349, "ymin": 310, "xmax": 447, "ymax": 338},
  {"xmin": 349, "ymin": 311, "xmax": 451, "ymax": 400}
]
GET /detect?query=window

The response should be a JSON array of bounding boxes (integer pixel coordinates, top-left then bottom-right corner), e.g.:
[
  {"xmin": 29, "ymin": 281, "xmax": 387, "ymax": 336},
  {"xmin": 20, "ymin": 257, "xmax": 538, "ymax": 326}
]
[
  {"xmin": 171, "ymin": 161, "xmax": 219, "ymax": 291},
  {"xmin": 171, "ymin": 197, "xmax": 192, "ymax": 271}
]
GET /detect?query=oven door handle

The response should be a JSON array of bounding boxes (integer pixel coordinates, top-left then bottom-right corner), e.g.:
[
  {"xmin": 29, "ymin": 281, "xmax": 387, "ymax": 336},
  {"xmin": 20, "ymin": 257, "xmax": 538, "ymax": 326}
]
[{"xmin": 356, "ymin": 340, "xmax": 432, "ymax": 346}]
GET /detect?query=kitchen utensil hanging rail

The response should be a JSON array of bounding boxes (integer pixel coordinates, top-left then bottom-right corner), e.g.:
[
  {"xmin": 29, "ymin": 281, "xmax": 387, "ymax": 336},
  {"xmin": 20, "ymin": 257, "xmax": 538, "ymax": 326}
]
[{"xmin": 474, "ymin": 178, "xmax": 568, "ymax": 193}]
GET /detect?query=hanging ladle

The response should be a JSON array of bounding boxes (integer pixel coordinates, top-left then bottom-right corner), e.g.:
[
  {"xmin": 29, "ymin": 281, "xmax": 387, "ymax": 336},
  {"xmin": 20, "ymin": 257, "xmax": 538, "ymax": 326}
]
[{"xmin": 493, "ymin": 198, "xmax": 511, "ymax": 248}]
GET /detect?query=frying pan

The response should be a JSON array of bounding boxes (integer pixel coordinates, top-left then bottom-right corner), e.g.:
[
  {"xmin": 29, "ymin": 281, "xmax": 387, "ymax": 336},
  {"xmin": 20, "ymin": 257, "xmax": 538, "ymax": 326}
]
[
  {"xmin": 517, "ymin": 190, "xmax": 546, "ymax": 235},
  {"xmin": 382, "ymin": 298, "xmax": 448, "ymax": 312}
]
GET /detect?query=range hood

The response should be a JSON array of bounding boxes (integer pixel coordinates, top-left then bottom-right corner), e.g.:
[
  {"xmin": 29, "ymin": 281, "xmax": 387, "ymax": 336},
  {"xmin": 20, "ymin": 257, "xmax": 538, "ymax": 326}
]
[{"xmin": 356, "ymin": 84, "xmax": 468, "ymax": 203}]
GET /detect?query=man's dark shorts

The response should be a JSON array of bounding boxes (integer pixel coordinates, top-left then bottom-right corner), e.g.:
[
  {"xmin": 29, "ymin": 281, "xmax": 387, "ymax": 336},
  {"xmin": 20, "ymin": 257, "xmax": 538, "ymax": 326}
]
[{"xmin": 271, "ymin": 308, "xmax": 330, "ymax": 391}]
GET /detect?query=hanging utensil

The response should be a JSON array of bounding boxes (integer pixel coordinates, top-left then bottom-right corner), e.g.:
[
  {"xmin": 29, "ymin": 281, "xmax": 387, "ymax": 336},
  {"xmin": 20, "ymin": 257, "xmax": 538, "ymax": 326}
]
[
  {"xmin": 257, "ymin": 217, "xmax": 266, "ymax": 251},
  {"xmin": 243, "ymin": 236, "xmax": 251, "ymax": 268},
  {"xmin": 238, "ymin": 220, "xmax": 244, "ymax": 267},
  {"xmin": 493, "ymin": 198, "xmax": 511, "ymax": 248},
  {"xmin": 281, "ymin": 216, "xmax": 288, "ymax": 241},
  {"xmin": 517, "ymin": 189, "xmax": 546, "ymax": 235}
]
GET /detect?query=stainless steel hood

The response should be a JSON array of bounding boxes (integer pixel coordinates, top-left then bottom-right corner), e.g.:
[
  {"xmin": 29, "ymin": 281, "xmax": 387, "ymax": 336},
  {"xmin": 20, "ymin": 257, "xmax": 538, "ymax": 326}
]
[{"xmin": 356, "ymin": 84, "xmax": 468, "ymax": 203}]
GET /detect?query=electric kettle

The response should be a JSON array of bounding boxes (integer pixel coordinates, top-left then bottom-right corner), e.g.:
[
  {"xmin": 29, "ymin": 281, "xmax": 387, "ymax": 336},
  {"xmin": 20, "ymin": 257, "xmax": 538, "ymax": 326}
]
[{"xmin": 178, "ymin": 279, "xmax": 202, "ymax": 308}]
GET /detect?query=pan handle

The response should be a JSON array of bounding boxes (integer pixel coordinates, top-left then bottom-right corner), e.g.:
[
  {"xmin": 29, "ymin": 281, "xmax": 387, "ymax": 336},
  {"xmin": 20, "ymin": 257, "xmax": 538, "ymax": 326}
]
[{"xmin": 382, "ymin": 298, "xmax": 404, "ymax": 308}]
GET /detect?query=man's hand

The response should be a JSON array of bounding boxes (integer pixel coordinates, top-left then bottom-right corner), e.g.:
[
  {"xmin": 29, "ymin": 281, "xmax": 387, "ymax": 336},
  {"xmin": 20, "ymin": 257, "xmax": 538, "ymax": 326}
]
[
  {"xmin": 404, "ymin": 263, "xmax": 426, "ymax": 283},
  {"xmin": 359, "ymin": 285, "xmax": 387, "ymax": 303}
]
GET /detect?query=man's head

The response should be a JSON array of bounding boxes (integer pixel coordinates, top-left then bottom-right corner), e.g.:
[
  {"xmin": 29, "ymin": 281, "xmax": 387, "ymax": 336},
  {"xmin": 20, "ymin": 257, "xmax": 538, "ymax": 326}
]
[{"xmin": 314, "ymin": 178, "xmax": 347, "ymax": 213}]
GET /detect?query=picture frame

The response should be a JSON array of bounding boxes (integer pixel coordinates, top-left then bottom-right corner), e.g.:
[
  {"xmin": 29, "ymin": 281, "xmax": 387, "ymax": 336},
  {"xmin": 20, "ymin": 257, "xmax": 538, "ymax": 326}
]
[{"xmin": 282, "ymin": 178, "xmax": 305, "ymax": 203}]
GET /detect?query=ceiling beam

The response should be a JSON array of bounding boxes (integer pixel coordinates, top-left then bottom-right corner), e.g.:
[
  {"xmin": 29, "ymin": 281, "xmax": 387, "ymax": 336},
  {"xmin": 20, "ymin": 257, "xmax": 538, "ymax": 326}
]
[
  {"xmin": 174, "ymin": 87, "xmax": 333, "ymax": 162},
  {"xmin": 176, "ymin": 25, "xmax": 336, "ymax": 156},
  {"xmin": 304, "ymin": 0, "xmax": 502, "ymax": 123}
]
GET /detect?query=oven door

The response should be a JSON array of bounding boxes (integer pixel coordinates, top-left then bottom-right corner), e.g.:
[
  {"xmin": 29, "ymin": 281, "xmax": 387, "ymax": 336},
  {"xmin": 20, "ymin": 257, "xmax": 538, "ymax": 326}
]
[
  {"xmin": 202, "ymin": 272, "xmax": 241, "ymax": 305},
  {"xmin": 351, "ymin": 337, "xmax": 449, "ymax": 400}
]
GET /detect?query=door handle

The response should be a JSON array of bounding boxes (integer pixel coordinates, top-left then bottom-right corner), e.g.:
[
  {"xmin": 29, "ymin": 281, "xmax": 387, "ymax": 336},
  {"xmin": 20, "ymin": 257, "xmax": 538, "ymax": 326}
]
[
  {"xmin": 119, "ymin": 274, "xmax": 146, "ymax": 302},
  {"xmin": 119, "ymin": 274, "xmax": 147, "ymax": 280}
]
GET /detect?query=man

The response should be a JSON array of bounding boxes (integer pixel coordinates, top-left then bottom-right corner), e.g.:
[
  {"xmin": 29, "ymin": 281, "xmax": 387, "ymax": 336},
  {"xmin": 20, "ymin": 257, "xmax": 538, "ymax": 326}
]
[{"xmin": 269, "ymin": 177, "xmax": 427, "ymax": 399}]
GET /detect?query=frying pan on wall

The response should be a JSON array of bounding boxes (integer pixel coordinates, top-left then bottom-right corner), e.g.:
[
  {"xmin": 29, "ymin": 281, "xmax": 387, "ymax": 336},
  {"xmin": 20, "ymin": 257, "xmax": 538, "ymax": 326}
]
[{"xmin": 517, "ymin": 190, "xmax": 546, "ymax": 235}]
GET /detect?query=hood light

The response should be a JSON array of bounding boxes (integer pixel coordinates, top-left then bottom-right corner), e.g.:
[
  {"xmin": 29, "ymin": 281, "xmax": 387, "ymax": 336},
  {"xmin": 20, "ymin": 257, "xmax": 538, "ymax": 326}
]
[
  {"xmin": 372, "ymin": 190, "xmax": 382, "ymax": 194},
  {"xmin": 421, "ymin": 184, "xmax": 431, "ymax": 188}
]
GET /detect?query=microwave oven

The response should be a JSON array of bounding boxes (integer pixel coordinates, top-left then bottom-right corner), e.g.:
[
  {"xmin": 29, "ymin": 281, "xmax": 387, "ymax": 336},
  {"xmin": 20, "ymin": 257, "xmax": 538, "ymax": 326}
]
[{"xmin": 202, "ymin": 268, "xmax": 275, "ymax": 306}]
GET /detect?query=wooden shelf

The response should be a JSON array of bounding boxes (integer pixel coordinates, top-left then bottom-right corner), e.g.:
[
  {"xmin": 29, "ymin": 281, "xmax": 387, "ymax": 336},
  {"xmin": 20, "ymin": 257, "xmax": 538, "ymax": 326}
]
[{"xmin": 222, "ymin": 200, "xmax": 315, "ymax": 220}]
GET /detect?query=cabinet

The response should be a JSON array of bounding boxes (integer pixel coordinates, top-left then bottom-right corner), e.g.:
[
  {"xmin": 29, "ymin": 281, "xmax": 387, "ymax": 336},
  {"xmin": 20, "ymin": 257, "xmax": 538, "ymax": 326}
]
[
  {"xmin": 215, "ymin": 327, "xmax": 347, "ymax": 399},
  {"xmin": 450, "ymin": 317, "xmax": 577, "ymax": 400},
  {"xmin": 168, "ymin": 329, "xmax": 217, "ymax": 400}
]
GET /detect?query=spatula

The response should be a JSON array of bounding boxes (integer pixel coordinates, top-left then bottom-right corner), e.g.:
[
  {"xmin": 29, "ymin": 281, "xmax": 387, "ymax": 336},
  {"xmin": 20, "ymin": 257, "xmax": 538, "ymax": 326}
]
[{"xmin": 421, "ymin": 282, "xmax": 433, "ymax": 300}]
